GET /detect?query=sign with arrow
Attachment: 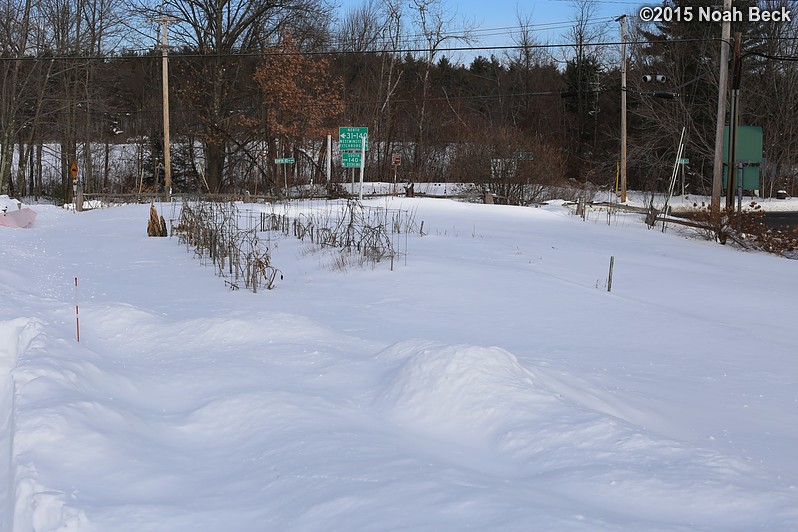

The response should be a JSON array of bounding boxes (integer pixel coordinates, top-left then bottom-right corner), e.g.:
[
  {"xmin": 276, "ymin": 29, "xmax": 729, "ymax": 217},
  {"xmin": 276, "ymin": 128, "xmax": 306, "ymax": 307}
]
[{"xmin": 339, "ymin": 127, "xmax": 368, "ymax": 151}]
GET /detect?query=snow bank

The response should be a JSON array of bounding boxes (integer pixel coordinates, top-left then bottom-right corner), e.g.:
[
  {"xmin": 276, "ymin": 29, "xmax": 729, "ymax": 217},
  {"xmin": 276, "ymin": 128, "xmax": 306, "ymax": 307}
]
[
  {"xmin": 1, "ymin": 200, "xmax": 797, "ymax": 530},
  {"xmin": 376, "ymin": 340, "xmax": 798, "ymax": 528},
  {"xmin": 0, "ymin": 318, "xmax": 92, "ymax": 532}
]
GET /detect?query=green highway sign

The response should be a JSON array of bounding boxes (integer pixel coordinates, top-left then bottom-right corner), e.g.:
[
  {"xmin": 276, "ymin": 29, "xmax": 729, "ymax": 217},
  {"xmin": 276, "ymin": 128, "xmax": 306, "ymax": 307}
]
[
  {"xmin": 339, "ymin": 127, "xmax": 368, "ymax": 151},
  {"xmin": 678, "ymin": 158, "xmax": 689, "ymax": 164},
  {"xmin": 342, "ymin": 152, "xmax": 362, "ymax": 168},
  {"xmin": 274, "ymin": 157, "xmax": 295, "ymax": 164}
]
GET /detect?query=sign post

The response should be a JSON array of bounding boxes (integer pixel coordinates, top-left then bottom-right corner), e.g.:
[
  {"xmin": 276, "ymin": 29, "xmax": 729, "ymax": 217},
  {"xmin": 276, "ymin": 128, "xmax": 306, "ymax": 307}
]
[
  {"xmin": 391, "ymin": 154, "xmax": 401, "ymax": 195},
  {"xmin": 70, "ymin": 162, "xmax": 84, "ymax": 212},
  {"xmin": 358, "ymin": 136, "xmax": 366, "ymax": 200}
]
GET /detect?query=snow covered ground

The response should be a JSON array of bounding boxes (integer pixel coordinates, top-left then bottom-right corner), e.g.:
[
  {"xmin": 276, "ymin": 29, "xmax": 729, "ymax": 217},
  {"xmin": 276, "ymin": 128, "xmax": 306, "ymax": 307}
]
[{"xmin": 1, "ymin": 196, "xmax": 797, "ymax": 531}]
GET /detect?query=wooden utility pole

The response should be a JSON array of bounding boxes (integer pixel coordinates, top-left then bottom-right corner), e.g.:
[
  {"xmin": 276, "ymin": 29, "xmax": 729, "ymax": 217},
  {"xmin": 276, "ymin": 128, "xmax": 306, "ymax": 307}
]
[
  {"xmin": 156, "ymin": 16, "xmax": 177, "ymax": 195},
  {"xmin": 618, "ymin": 15, "xmax": 628, "ymax": 203},
  {"xmin": 726, "ymin": 32, "xmax": 743, "ymax": 208},
  {"xmin": 711, "ymin": 0, "xmax": 732, "ymax": 218}
]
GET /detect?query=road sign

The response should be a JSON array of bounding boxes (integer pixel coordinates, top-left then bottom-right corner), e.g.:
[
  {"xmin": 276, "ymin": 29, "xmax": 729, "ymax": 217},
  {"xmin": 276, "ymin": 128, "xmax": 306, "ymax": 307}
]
[
  {"xmin": 342, "ymin": 152, "xmax": 362, "ymax": 168},
  {"xmin": 391, "ymin": 154, "xmax": 401, "ymax": 165},
  {"xmin": 70, "ymin": 162, "xmax": 78, "ymax": 178},
  {"xmin": 678, "ymin": 158, "xmax": 689, "ymax": 164},
  {"xmin": 274, "ymin": 157, "xmax": 295, "ymax": 164},
  {"xmin": 339, "ymin": 127, "xmax": 368, "ymax": 151}
]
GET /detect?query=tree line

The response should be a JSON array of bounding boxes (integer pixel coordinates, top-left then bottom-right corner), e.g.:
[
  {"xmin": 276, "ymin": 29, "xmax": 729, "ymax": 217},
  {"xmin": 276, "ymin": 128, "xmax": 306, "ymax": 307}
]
[{"xmin": 1, "ymin": 0, "xmax": 797, "ymax": 203}]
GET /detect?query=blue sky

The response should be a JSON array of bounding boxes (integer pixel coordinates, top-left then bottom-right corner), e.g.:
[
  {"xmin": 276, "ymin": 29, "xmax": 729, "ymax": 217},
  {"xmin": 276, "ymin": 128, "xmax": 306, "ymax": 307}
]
[{"xmin": 336, "ymin": 0, "xmax": 641, "ymax": 56}]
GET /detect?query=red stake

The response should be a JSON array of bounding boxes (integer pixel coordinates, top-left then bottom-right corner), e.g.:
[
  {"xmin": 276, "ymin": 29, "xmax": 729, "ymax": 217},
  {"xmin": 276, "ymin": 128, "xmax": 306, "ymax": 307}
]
[{"xmin": 74, "ymin": 276, "xmax": 80, "ymax": 342}]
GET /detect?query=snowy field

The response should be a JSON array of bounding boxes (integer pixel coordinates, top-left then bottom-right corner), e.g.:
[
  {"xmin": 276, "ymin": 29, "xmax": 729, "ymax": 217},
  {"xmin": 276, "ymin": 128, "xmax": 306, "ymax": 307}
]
[{"xmin": 1, "ymin": 196, "xmax": 797, "ymax": 531}]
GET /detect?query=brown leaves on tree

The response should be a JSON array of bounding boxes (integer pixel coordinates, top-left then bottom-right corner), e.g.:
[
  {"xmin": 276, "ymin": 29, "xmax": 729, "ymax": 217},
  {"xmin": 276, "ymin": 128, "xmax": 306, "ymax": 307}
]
[{"xmin": 251, "ymin": 34, "xmax": 345, "ymax": 144}]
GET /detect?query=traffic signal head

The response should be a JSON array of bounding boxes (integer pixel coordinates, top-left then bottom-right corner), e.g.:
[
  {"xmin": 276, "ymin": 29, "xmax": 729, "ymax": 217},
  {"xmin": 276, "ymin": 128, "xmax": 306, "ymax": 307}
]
[{"xmin": 642, "ymin": 74, "xmax": 667, "ymax": 83}]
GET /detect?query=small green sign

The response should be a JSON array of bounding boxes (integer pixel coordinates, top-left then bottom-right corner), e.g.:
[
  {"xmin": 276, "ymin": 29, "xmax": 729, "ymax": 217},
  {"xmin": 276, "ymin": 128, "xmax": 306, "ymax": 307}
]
[
  {"xmin": 342, "ymin": 152, "xmax": 362, "ymax": 168},
  {"xmin": 274, "ymin": 157, "xmax": 295, "ymax": 164},
  {"xmin": 678, "ymin": 158, "xmax": 689, "ymax": 164}
]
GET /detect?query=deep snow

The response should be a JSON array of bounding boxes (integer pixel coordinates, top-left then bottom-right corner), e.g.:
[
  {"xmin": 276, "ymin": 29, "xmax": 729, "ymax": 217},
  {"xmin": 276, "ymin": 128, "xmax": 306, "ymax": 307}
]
[{"xmin": 1, "ymin": 196, "xmax": 797, "ymax": 531}]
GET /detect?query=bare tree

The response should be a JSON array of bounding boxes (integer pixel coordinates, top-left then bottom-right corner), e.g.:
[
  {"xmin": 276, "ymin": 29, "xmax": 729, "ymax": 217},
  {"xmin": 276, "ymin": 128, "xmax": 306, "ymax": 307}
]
[
  {"xmin": 408, "ymin": 0, "xmax": 473, "ymax": 180},
  {"xmin": 337, "ymin": 0, "xmax": 383, "ymax": 52},
  {"xmin": 131, "ymin": 0, "xmax": 330, "ymax": 193},
  {"xmin": 745, "ymin": 0, "xmax": 798, "ymax": 195},
  {"xmin": 561, "ymin": 0, "xmax": 610, "ymax": 180},
  {"xmin": 249, "ymin": 33, "xmax": 344, "ymax": 194},
  {"xmin": 0, "ymin": 0, "xmax": 34, "ymax": 194},
  {"xmin": 448, "ymin": 126, "xmax": 565, "ymax": 205}
]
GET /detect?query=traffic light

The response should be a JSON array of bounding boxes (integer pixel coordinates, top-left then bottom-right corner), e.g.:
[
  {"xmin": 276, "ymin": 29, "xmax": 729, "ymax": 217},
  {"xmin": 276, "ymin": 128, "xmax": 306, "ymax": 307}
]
[{"xmin": 642, "ymin": 74, "xmax": 667, "ymax": 83}]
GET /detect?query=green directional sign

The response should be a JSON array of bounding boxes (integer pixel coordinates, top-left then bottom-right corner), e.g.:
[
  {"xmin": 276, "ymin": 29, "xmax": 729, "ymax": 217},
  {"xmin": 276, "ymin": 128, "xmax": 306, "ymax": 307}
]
[
  {"xmin": 342, "ymin": 152, "xmax": 362, "ymax": 168},
  {"xmin": 339, "ymin": 127, "xmax": 368, "ymax": 151},
  {"xmin": 274, "ymin": 157, "xmax": 295, "ymax": 164}
]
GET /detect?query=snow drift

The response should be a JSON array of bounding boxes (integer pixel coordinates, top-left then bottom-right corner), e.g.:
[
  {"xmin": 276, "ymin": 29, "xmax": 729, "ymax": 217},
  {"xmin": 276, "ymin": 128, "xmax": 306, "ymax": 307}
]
[{"xmin": 1, "ymin": 199, "xmax": 797, "ymax": 531}]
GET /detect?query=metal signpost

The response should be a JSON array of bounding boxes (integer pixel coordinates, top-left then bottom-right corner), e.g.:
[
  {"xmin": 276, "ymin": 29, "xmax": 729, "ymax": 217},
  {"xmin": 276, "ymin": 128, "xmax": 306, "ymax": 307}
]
[
  {"xmin": 391, "ymin": 154, "xmax": 401, "ymax": 194},
  {"xmin": 358, "ymin": 136, "xmax": 366, "ymax": 199}
]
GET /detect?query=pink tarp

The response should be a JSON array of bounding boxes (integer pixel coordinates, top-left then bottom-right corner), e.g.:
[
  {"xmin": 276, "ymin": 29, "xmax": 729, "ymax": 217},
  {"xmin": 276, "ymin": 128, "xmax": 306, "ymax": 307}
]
[
  {"xmin": 1, "ymin": 204, "xmax": 36, "ymax": 228},
  {"xmin": 0, "ymin": 195, "xmax": 36, "ymax": 227}
]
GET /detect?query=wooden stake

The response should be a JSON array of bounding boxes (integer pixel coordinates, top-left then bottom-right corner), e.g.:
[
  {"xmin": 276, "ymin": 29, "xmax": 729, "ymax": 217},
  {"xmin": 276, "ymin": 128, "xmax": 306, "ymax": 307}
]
[{"xmin": 607, "ymin": 256, "xmax": 615, "ymax": 293}]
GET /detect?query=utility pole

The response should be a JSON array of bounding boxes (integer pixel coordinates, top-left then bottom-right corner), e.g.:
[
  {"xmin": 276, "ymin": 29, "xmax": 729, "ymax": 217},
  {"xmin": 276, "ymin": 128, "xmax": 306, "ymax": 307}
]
[
  {"xmin": 156, "ymin": 16, "xmax": 177, "ymax": 196},
  {"xmin": 711, "ymin": 0, "xmax": 732, "ymax": 218},
  {"xmin": 726, "ymin": 32, "xmax": 743, "ymax": 208},
  {"xmin": 617, "ymin": 15, "xmax": 628, "ymax": 203}
]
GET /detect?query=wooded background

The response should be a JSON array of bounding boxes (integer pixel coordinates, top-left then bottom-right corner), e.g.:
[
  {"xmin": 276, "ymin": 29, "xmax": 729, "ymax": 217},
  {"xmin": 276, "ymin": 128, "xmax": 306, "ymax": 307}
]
[{"xmin": 1, "ymin": 0, "xmax": 797, "ymax": 202}]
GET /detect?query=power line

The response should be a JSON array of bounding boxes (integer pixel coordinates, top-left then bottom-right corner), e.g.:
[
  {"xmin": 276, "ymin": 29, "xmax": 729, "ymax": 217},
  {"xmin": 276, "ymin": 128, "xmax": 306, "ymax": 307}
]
[{"xmin": 0, "ymin": 36, "xmax": 740, "ymax": 63}]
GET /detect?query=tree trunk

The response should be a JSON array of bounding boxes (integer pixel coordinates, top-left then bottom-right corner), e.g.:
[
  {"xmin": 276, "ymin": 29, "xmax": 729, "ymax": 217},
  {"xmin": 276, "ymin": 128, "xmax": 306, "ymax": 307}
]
[
  {"xmin": 35, "ymin": 141, "xmax": 42, "ymax": 199},
  {"xmin": 0, "ymin": 128, "xmax": 14, "ymax": 194},
  {"xmin": 16, "ymin": 134, "xmax": 26, "ymax": 196},
  {"xmin": 205, "ymin": 141, "xmax": 225, "ymax": 192},
  {"xmin": 104, "ymin": 139, "xmax": 110, "ymax": 192}
]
